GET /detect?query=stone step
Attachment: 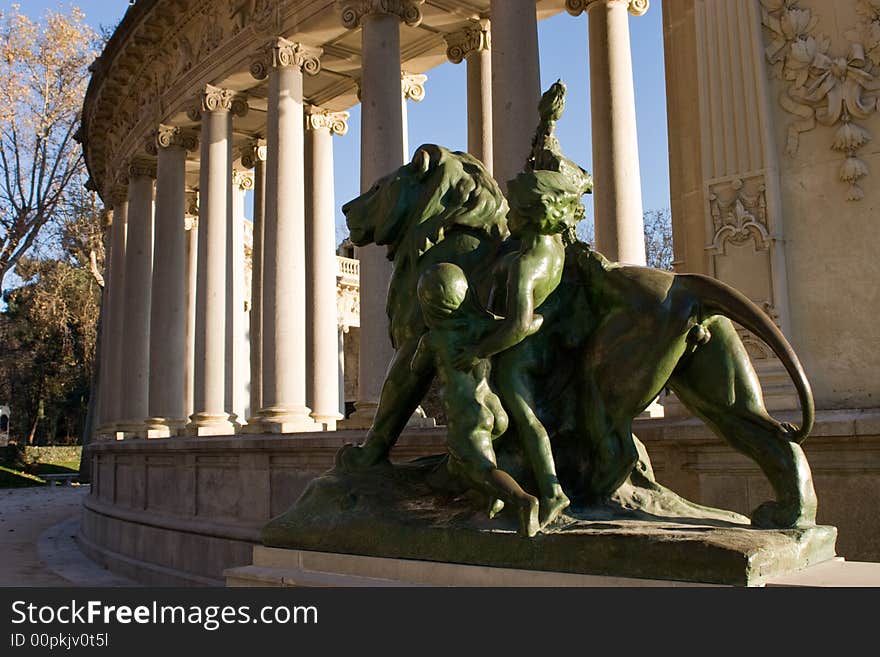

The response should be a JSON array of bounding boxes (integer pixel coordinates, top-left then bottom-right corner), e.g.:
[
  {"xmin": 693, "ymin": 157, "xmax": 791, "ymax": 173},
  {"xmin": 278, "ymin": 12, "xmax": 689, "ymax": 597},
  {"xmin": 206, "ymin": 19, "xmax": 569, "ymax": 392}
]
[{"xmin": 224, "ymin": 564, "xmax": 417, "ymax": 587}]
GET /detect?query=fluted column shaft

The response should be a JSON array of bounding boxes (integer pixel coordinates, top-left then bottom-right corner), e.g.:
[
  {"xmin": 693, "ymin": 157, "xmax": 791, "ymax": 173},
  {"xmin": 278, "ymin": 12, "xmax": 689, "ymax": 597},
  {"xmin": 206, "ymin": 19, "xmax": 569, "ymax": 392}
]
[
  {"xmin": 103, "ymin": 199, "xmax": 127, "ymax": 433},
  {"xmin": 578, "ymin": 0, "xmax": 647, "ymax": 264},
  {"xmin": 184, "ymin": 202, "xmax": 198, "ymax": 422},
  {"xmin": 349, "ymin": 13, "xmax": 405, "ymax": 425},
  {"xmin": 446, "ymin": 21, "xmax": 493, "ymax": 170},
  {"xmin": 490, "ymin": 0, "xmax": 540, "ymax": 191},
  {"xmin": 258, "ymin": 39, "xmax": 321, "ymax": 432},
  {"xmin": 147, "ymin": 128, "xmax": 193, "ymax": 436},
  {"xmin": 305, "ymin": 110, "xmax": 348, "ymax": 429},
  {"xmin": 228, "ymin": 170, "xmax": 251, "ymax": 426},
  {"xmin": 244, "ymin": 142, "xmax": 266, "ymax": 426},
  {"xmin": 118, "ymin": 166, "xmax": 155, "ymax": 435},
  {"xmin": 189, "ymin": 88, "xmax": 239, "ymax": 435}
]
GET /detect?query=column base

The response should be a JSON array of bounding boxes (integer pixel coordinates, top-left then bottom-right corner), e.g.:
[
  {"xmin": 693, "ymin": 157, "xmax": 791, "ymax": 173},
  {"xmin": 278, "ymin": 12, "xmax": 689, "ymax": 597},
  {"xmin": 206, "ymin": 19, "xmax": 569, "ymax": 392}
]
[
  {"xmin": 253, "ymin": 406, "xmax": 320, "ymax": 434},
  {"xmin": 186, "ymin": 412, "xmax": 237, "ymax": 437},
  {"xmin": 114, "ymin": 421, "xmax": 148, "ymax": 439},
  {"xmin": 310, "ymin": 411, "xmax": 343, "ymax": 432},
  {"xmin": 144, "ymin": 417, "xmax": 187, "ymax": 439},
  {"xmin": 338, "ymin": 405, "xmax": 436, "ymax": 430}
]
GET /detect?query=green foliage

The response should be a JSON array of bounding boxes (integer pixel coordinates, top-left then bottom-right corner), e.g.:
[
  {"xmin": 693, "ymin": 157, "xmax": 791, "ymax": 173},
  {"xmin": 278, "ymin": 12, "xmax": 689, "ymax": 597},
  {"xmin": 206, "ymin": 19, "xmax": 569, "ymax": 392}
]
[{"xmin": 0, "ymin": 249, "xmax": 101, "ymax": 444}]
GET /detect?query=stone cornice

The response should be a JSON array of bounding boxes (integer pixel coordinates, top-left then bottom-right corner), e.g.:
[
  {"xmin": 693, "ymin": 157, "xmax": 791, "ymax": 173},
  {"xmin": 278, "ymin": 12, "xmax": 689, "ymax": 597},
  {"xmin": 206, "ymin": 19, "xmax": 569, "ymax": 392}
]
[
  {"xmin": 444, "ymin": 20, "xmax": 490, "ymax": 64},
  {"xmin": 146, "ymin": 124, "xmax": 199, "ymax": 155},
  {"xmin": 187, "ymin": 84, "xmax": 249, "ymax": 120},
  {"xmin": 565, "ymin": 0, "xmax": 649, "ymax": 16},
  {"xmin": 337, "ymin": 0, "xmax": 425, "ymax": 29},
  {"xmin": 250, "ymin": 38, "xmax": 323, "ymax": 79},
  {"xmin": 305, "ymin": 109, "xmax": 350, "ymax": 136},
  {"xmin": 240, "ymin": 138, "xmax": 268, "ymax": 169},
  {"xmin": 401, "ymin": 72, "xmax": 427, "ymax": 102}
]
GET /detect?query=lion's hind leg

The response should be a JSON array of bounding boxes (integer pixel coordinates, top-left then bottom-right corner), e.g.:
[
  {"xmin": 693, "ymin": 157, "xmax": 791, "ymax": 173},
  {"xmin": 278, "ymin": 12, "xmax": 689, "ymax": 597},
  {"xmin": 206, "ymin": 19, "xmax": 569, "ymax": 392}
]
[{"xmin": 668, "ymin": 316, "xmax": 817, "ymax": 528}]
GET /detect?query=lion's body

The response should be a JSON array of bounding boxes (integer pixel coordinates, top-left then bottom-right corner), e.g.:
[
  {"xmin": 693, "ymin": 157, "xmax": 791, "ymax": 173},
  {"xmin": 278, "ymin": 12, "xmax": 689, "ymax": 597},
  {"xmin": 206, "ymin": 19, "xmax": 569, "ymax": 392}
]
[{"xmin": 341, "ymin": 145, "xmax": 817, "ymax": 529}]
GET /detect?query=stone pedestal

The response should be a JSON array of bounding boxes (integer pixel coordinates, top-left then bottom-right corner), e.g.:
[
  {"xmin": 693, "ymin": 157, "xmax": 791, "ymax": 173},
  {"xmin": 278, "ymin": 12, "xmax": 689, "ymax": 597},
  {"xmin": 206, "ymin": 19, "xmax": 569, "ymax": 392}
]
[{"xmin": 229, "ymin": 537, "xmax": 850, "ymax": 587}]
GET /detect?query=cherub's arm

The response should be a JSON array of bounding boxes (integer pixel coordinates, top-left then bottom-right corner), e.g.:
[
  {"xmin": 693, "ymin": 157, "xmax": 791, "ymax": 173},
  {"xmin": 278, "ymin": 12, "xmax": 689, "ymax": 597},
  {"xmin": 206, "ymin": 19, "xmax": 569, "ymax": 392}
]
[
  {"xmin": 410, "ymin": 333, "xmax": 435, "ymax": 373},
  {"xmin": 473, "ymin": 259, "xmax": 543, "ymax": 359}
]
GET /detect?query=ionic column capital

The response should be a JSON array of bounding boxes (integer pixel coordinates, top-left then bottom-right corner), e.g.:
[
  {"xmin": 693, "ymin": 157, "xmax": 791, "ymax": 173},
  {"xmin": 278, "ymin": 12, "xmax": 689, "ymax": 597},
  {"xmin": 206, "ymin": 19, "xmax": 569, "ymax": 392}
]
[
  {"xmin": 146, "ymin": 124, "xmax": 199, "ymax": 155},
  {"xmin": 444, "ymin": 19, "xmax": 490, "ymax": 64},
  {"xmin": 337, "ymin": 0, "xmax": 424, "ymax": 29},
  {"xmin": 187, "ymin": 84, "xmax": 249, "ymax": 121},
  {"xmin": 240, "ymin": 138, "xmax": 267, "ymax": 169},
  {"xmin": 184, "ymin": 189, "xmax": 199, "ymax": 227},
  {"xmin": 232, "ymin": 169, "xmax": 255, "ymax": 192},
  {"xmin": 401, "ymin": 72, "xmax": 427, "ymax": 103},
  {"xmin": 305, "ymin": 108, "xmax": 350, "ymax": 136},
  {"xmin": 566, "ymin": 0, "xmax": 649, "ymax": 16},
  {"xmin": 127, "ymin": 160, "xmax": 157, "ymax": 179},
  {"xmin": 250, "ymin": 38, "xmax": 322, "ymax": 79},
  {"xmin": 109, "ymin": 184, "xmax": 129, "ymax": 208}
]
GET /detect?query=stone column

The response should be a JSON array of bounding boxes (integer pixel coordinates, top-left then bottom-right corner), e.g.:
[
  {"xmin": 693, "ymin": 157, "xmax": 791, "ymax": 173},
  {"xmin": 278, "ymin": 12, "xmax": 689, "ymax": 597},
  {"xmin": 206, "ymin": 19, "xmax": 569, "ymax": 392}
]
[
  {"xmin": 241, "ymin": 140, "xmax": 267, "ymax": 428},
  {"xmin": 228, "ymin": 169, "xmax": 253, "ymax": 427},
  {"xmin": 187, "ymin": 85, "xmax": 247, "ymax": 436},
  {"xmin": 184, "ymin": 191, "xmax": 198, "ymax": 422},
  {"xmin": 117, "ymin": 162, "xmax": 156, "ymax": 436},
  {"xmin": 490, "ymin": 0, "xmax": 540, "ymax": 191},
  {"xmin": 568, "ymin": 0, "xmax": 648, "ymax": 264},
  {"xmin": 400, "ymin": 72, "xmax": 427, "ymax": 159},
  {"xmin": 305, "ymin": 108, "xmax": 349, "ymax": 430},
  {"xmin": 445, "ymin": 20, "xmax": 493, "ymax": 171},
  {"xmin": 250, "ymin": 38, "xmax": 322, "ymax": 433},
  {"xmin": 146, "ymin": 126, "xmax": 197, "ymax": 437},
  {"xmin": 102, "ymin": 192, "xmax": 127, "ymax": 435},
  {"xmin": 339, "ymin": 1, "xmax": 423, "ymax": 428}
]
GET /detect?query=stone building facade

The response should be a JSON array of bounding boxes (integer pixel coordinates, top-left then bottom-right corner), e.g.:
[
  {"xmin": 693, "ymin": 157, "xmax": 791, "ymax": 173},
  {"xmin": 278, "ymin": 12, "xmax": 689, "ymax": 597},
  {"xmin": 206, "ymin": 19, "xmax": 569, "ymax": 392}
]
[{"xmin": 79, "ymin": 0, "xmax": 879, "ymax": 584}]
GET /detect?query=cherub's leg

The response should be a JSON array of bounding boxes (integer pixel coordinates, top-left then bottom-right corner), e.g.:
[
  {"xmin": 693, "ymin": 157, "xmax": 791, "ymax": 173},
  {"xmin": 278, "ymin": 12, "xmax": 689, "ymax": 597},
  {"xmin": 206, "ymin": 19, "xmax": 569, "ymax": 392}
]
[
  {"xmin": 448, "ymin": 431, "xmax": 540, "ymax": 537},
  {"xmin": 338, "ymin": 337, "xmax": 434, "ymax": 470},
  {"xmin": 496, "ymin": 365, "xmax": 569, "ymax": 528}
]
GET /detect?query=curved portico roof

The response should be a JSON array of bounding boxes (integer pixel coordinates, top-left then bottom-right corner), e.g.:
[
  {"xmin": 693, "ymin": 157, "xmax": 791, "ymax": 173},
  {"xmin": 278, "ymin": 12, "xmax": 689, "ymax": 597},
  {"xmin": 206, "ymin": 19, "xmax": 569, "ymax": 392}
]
[{"xmin": 80, "ymin": 0, "xmax": 567, "ymax": 202}]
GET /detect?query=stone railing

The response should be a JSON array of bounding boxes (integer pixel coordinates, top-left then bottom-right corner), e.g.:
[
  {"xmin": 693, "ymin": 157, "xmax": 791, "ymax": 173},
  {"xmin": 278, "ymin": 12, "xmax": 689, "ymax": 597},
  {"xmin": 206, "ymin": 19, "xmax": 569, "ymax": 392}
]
[
  {"xmin": 336, "ymin": 255, "xmax": 359, "ymax": 285},
  {"xmin": 336, "ymin": 255, "xmax": 359, "ymax": 329}
]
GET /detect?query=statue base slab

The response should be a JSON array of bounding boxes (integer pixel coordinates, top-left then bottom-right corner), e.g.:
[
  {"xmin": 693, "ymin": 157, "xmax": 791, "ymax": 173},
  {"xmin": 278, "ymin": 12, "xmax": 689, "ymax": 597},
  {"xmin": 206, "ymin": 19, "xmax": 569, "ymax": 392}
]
[
  {"xmin": 260, "ymin": 456, "xmax": 837, "ymax": 586},
  {"xmin": 227, "ymin": 548, "xmax": 869, "ymax": 588}
]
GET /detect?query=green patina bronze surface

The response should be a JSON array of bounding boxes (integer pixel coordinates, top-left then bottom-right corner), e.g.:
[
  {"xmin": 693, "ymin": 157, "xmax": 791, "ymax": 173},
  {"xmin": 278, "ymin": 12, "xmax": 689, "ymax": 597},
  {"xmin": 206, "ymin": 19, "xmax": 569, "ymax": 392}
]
[{"xmin": 263, "ymin": 81, "xmax": 833, "ymax": 583}]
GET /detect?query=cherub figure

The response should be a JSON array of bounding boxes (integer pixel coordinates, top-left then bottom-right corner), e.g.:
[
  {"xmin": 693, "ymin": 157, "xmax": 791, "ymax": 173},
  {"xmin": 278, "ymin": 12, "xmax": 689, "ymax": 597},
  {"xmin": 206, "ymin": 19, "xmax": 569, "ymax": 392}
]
[
  {"xmin": 411, "ymin": 263, "xmax": 541, "ymax": 537},
  {"xmin": 453, "ymin": 168, "xmax": 588, "ymax": 529}
]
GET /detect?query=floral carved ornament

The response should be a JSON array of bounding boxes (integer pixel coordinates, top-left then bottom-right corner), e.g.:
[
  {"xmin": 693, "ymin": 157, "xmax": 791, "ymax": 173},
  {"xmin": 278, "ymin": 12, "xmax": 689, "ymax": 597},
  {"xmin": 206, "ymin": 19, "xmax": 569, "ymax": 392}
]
[{"xmin": 761, "ymin": 0, "xmax": 880, "ymax": 200}]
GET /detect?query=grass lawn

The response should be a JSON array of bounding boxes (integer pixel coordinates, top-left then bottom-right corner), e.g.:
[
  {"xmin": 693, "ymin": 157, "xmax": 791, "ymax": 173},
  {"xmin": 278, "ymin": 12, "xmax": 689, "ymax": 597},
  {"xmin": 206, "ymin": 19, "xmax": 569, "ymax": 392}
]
[{"xmin": 0, "ymin": 464, "xmax": 46, "ymax": 488}]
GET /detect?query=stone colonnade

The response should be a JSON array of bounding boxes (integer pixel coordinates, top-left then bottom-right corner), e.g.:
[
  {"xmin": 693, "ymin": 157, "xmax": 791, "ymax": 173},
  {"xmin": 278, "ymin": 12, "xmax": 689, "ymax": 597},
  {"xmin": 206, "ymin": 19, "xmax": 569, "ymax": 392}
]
[{"xmin": 95, "ymin": 0, "xmax": 650, "ymax": 438}]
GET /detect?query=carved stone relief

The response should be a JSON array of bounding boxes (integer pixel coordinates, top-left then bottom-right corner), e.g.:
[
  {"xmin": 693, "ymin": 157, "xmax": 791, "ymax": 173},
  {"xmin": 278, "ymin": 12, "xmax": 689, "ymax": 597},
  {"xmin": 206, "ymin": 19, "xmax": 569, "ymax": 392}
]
[{"xmin": 761, "ymin": 0, "xmax": 880, "ymax": 200}]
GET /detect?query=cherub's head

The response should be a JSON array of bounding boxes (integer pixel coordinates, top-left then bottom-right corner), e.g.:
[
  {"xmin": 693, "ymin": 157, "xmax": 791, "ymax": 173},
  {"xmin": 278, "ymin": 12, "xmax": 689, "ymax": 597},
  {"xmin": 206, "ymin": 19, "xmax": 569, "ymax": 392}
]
[
  {"xmin": 505, "ymin": 169, "xmax": 586, "ymax": 238},
  {"xmin": 417, "ymin": 263, "xmax": 469, "ymax": 327}
]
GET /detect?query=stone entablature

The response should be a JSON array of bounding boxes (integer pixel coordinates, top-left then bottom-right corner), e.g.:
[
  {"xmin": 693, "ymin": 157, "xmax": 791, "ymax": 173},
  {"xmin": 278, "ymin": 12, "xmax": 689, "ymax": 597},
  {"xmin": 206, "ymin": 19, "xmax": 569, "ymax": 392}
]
[{"xmin": 81, "ymin": 0, "xmax": 570, "ymax": 202}]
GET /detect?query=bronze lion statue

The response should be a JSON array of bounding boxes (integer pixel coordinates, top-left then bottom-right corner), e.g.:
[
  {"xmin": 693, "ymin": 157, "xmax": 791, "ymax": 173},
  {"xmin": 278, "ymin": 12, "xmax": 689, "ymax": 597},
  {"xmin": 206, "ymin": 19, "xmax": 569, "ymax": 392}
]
[{"xmin": 339, "ymin": 144, "xmax": 817, "ymax": 530}]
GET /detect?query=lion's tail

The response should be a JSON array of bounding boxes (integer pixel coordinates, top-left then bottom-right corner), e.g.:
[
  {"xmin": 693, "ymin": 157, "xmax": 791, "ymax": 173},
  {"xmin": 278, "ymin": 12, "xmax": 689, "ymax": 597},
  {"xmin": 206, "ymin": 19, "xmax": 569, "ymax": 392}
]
[{"xmin": 680, "ymin": 273, "xmax": 814, "ymax": 443}]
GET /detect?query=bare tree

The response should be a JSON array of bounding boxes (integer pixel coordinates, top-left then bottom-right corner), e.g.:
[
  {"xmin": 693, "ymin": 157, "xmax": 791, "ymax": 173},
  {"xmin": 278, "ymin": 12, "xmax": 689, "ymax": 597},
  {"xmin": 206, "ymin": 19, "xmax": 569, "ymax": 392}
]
[
  {"xmin": 0, "ymin": 6, "xmax": 97, "ymax": 290},
  {"xmin": 643, "ymin": 208, "xmax": 674, "ymax": 271}
]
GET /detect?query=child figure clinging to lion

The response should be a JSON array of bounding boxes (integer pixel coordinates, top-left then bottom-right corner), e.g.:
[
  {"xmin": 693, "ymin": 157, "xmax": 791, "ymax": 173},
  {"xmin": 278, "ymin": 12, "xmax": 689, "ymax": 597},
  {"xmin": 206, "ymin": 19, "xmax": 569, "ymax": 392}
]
[
  {"xmin": 411, "ymin": 262, "xmax": 542, "ymax": 537},
  {"xmin": 451, "ymin": 168, "xmax": 588, "ymax": 530}
]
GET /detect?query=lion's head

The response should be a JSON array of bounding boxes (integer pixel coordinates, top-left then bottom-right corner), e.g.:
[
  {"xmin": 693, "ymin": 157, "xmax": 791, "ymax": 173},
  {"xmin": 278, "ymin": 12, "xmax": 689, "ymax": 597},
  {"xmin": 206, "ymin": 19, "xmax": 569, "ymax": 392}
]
[
  {"xmin": 342, "ymin": 144, "xmax": 509, "ymax": 259},
  {"xmin": 342, "ymin": 145, "xmax": 510, "ymax": 345}
]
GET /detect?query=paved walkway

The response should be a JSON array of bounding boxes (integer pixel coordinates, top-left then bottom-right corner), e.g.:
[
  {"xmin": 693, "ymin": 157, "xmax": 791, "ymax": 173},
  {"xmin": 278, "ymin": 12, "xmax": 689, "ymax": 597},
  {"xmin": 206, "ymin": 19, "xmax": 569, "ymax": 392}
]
[{"xmin": 0, "ymin": 485, "xmax": 135, "ymax": 587}]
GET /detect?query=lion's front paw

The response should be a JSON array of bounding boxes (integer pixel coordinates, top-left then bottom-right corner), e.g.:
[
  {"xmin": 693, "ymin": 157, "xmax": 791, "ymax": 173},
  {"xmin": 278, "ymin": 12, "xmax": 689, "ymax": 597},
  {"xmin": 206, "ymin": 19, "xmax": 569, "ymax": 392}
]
[{"xmin": 335, "ymin": 443, "xmax": 389, "ymax": 471}]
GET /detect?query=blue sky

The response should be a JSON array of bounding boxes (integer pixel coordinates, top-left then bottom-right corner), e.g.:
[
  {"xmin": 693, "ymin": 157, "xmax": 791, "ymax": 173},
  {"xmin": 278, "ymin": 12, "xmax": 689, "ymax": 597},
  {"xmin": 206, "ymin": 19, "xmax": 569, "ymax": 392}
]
[{"xmin": 7, "ymin": 1, "xmax": 671, "ymax": 245}]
